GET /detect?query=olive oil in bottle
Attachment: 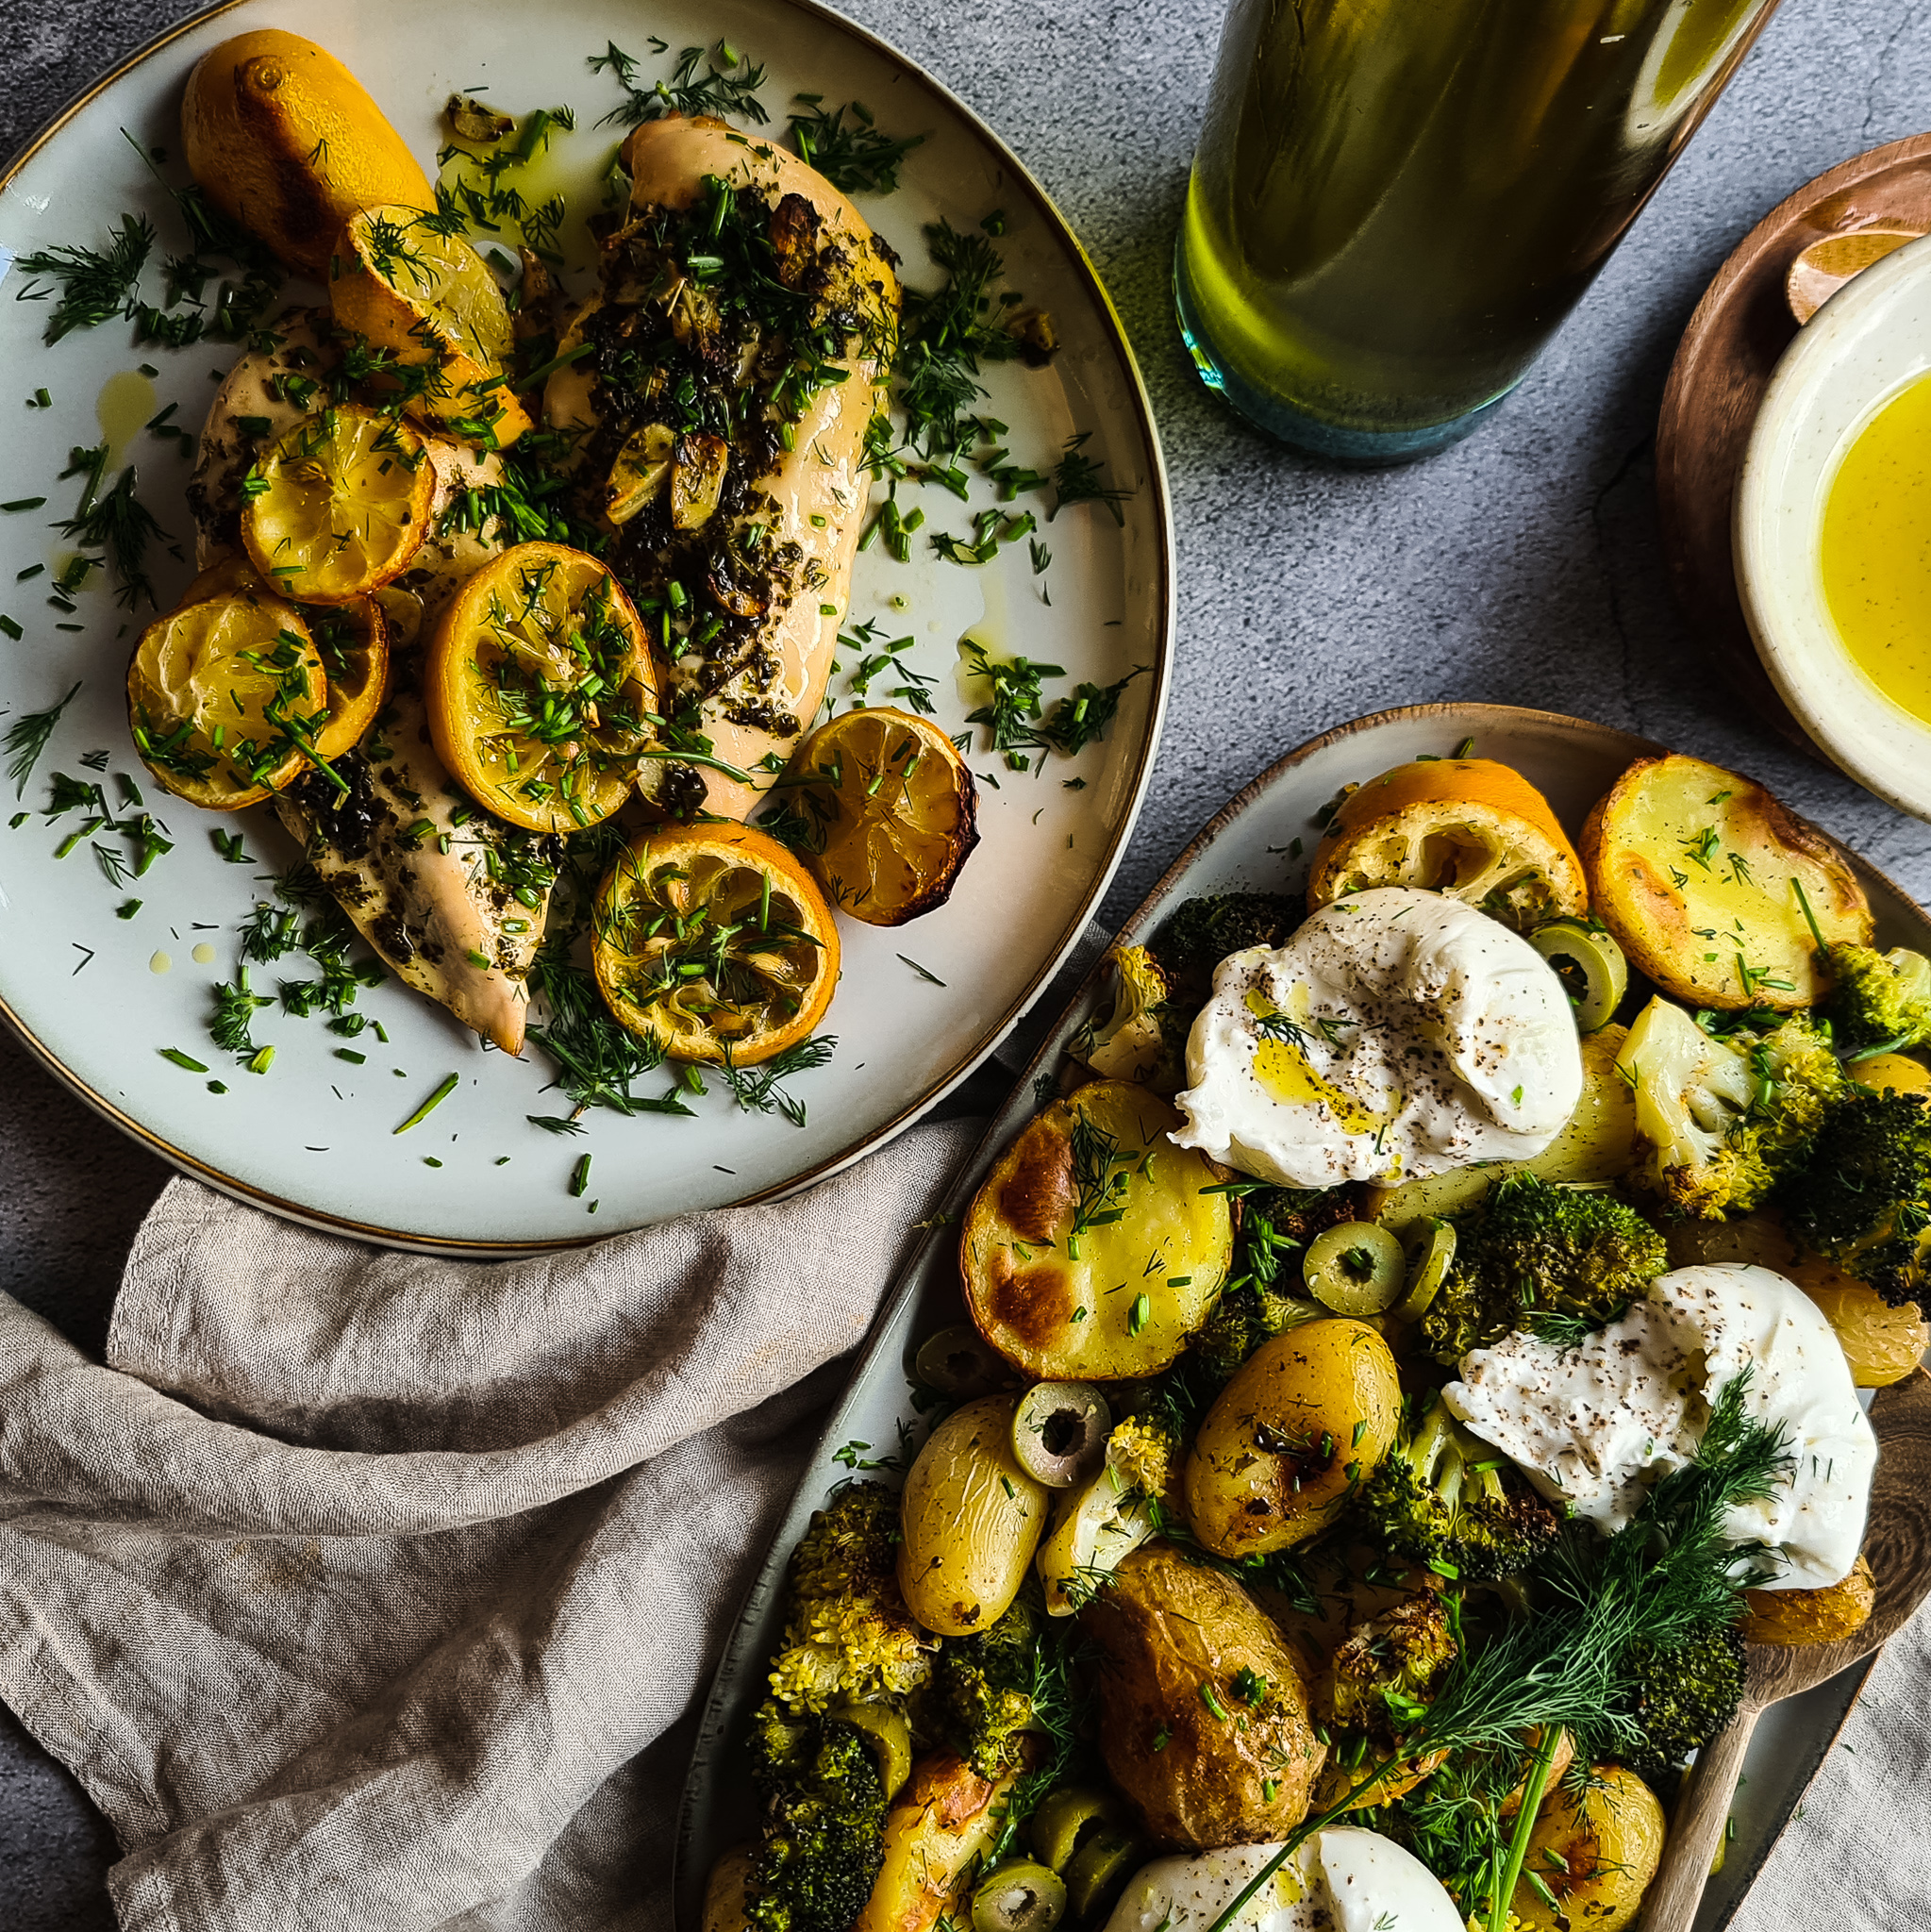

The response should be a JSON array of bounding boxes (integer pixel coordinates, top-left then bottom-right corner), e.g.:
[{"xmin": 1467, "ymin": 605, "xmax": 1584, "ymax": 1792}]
[{"xmin": 1176, "ymin": 0, "xmax": 1781, "ymax": 463}]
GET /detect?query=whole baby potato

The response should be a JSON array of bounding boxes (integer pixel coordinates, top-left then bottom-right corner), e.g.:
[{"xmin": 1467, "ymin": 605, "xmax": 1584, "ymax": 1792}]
[
  {"xmin": 897, "ymin": 1393, "xmax": 1049, "ymax": 1637},
  {"xmin": 1789, "ymin": 1257, "xmax": 1929, "ymax": 1388},
  {"xmin": 1183, "ymin": 1320, "xmax": 1401, "ymax": 1557},
  {"xmin": 1079, "ymin": 1544, "xmax": 1325, "ymax": 1847},
  {"xmin": 1510, "ymin": 1765, "xmax": 1665, "ymax": 1932},
  {"xmin": 1742, "ymin": 1555, "xmax": 1876, "ymax": 1646}
]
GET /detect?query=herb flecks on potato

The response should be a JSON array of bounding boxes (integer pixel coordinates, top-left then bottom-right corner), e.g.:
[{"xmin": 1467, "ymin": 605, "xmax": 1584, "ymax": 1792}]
[
  {"xmin": 1079, "ymin": 1544, "xmax": 1326, "ymax": 1848},
  {"xmin": 1184, "ymin": 1318, "xmax": 1402, "ymax": 1558},
  {"xmin": 1580, "ymin": 752, "xmax": 1872, "ymax": 1011},
  {"xmin": 961, "ymin": 1079, "xmax": 1233, "ymax": 1382}
]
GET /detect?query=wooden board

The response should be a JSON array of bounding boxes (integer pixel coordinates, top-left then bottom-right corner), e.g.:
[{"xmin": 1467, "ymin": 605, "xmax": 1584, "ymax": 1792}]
[{"xmin": 1656, "ymin": 131, "xmax": 1931, "ymax": 755}]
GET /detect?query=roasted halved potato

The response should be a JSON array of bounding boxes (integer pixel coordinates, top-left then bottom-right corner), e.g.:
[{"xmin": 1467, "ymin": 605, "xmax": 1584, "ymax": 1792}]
[
  {"xmin": 856, "ymin": 1752, "xmax": 1022, "ymax": 1932},
  {"xmin": 1369, "ymin": 1024, "xmax": 1638, "ymax": 1227},
  {"xmin": 1079, "ymin": 1544, "xmax": 1325, "ymax": 1848},
  {"xmin": 1789, "ymin": 1257, "xmax": 1930, "ymax": 1387},
  {"xmin": 1509, "ymin": 1765, "xmax": 1665, "ymax": 1932},
  {"xmin": 1183, "ymin": 1319, "xmax": 1402, "ymax": 1558},
  {"xmin": 961, "ymin": 1080, "xmax": 1233, "ymax": 1381},
  {"xmin": 1742, "ymin": 1554, "xmax": 1876, "ymax": 1645},
  {"xmin": 1579, "ymin": 753, "xmax": 1872, "ymax": 1011}
]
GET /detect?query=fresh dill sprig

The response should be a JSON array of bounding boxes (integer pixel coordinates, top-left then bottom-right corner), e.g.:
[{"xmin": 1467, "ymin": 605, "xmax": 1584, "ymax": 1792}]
[
  {"xmin": 894, "ymin": 220, "xmax": 1025, "ymax": 458},
  {"xmin": 526, "ymin": 944, "xmax": 695, "ymax": 1117},
  {"xmin": 1050, "ymin": 430, "xmax": 1132, "ymax": 525},
  {"xmin": 960, "ymin": 640, "xmax": 1063, "ymax": 773},
  {"xmin": 787, "ymin": 95, "xmax": 924, "ymax": 193},
  {"xmin": 16, "ymin": 215, "xmax": 154, "ymax": 342},
  {"xmin": 718, "ymin": 1034, "xmax": 837, "ymax": 1127},
  {"xmin": 3, "ymin": 682, "xmax": 82, "ymax": 797},
  {"xmin": 1041, "ymin": 666, "xmax": 1147, "ymax": 758},
  {"xmin": 526, "ymin": 1113, "xmax": 588, "ymax": 1135},
  {"xmin": 590, "ymin": 39, "xmax": 770, "ymax": 128},
  {"xmin": 55, "ymin": 464, "xmax": 175, "ymax": 609},
  {"xmin": 208, "ymin": 970, "xmax": 273, "ymax": 1058},
  {"xmin": 239, "ymin": 900, "xmax": 303, "ymax": 963}
]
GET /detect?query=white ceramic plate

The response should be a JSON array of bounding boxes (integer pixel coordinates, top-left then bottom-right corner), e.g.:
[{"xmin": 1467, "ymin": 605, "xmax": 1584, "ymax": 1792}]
[
  {"xmin": 0, "ymin": 0, "xmax": 1171, "ymax": 1252},
  {"xmin": 1736, "ymin": 229, "xmax": 1931, "ymax": 821},
  {"xmin": 674, "ymin": 703, "xmax": 1918, "ymax": 1932}
]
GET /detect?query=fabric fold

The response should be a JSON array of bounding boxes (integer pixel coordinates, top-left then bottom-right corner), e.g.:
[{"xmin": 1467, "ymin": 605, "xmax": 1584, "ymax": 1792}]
[{"xmin": 0, "ymin": 1115, "xmax": 978, "ymax": 1932}]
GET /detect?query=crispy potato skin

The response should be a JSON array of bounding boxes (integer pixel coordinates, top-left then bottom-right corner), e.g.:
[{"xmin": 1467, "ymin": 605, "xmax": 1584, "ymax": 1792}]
[
  {"xmin": 1080, "ymin": 1545, "xmax": 1325, "ymax": 1847},
  {"xmin": 855, "ymin": 1753, "xmax": 1016, "ymax": 1932},
  {"xmin": 1742, "ymin": 1555, "xmax": 1876, "ymax": 1645},
  {"xmin": 1511, "ymin": 1765, "xmax": 1665, "ymax": 1932},
  {"xmin": 1579, "ymin": 754, "xmax": 1872, "ymax": 1010},
  {"xmin": 1184, "ymin": 1320, "xmax": 1401, "ymax": 1557},
  {"xmin": 181, "ymin": 32, "xmax": 435, "ymax": 278},
  {"xmin": 609, "ymin": 118, "xmax": 900, "ymax": 821},
  {"xmin": 961, "ymin": 1080, "xmax": 1233, "ymax": 1381},
  {"xmin": 896, "ymin": 1393, "xmax": 1048, "ymax": 1637}
]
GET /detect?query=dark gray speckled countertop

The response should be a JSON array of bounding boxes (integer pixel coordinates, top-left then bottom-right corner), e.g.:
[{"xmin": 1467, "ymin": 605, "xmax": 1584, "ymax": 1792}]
[{"xmin": 5, "ymin": 0, "xmax": 1930, "ymax": 1924}]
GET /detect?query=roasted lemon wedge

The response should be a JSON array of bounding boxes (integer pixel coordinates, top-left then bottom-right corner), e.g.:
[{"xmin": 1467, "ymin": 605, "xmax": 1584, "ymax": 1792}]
[
  {"xmin": 591, "ymin": 823, "xmax": 840, "ymax": 1066},
  {"xmin": 127, "ymin": 582, "xmax": 328, "ymax": 808},
  {"xmin": 782, "ymin": 707, "xmax": 981, "ymax": 925},
  {"xmin": 330, "ymin": 205, "xmax": 530, "ymax": 446},
  {"xmin": 1308, "ymin": 756, "xmax": 1587, "ymax": 932},
  {"xmin": 425, "ymin": 541, "xmax": 657, "ymax": 834},
  {"xmin": 240, "ymin": 403, "xmax": 434, "ymax": 604},
  {"xmin": 307, "ymin": 598, "xmax": 392, "ymax": 759}
]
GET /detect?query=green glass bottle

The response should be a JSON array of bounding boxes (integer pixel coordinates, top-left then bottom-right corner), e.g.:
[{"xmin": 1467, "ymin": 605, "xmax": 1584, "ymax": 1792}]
[{"xmin": 1176, "ymin": 0, "xmax": 1782, "ymax": 463}]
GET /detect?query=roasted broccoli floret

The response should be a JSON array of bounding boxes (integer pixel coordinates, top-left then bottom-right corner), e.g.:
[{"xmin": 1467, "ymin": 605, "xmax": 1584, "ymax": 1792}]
[
  {"xmin": 1418, "ymin": 1172, "xmax": 1667, "ymax": 1361},
  {"xmin": 1781, "ymin": 1089, "xmax": 1931, "ymax": 1309},
  {"xmin": 1317, "ymin": 1591, "xmax": 1459, "ymax": 1740},
  {"xmin": 1823, "ymin": 942, "xmax": 1931, "ymax": 1056},
  {"xmin": 1620, "ymin": 998, "xmax": 1846, "ymax": 1220},
  {"xmin": 745, "ymin": 1718, "xmax": 890, "ymax": 1932},
  {"xmin": 1146, "ymin": 891, "xmax": 1302, "ymax": 1008},
  {"xmin": 764, "ymin": 1482, "xmax": 934, "ymax": 1717},
  {"xmin": 1620, "ymin": 1622, "xmax": 1745, "ymax": 1789},
  {"xmin": 1072, "ymin": 943, "xmax": 1186, "ymax": 1091},
  {"xmin": 746, "ymin": 1486, "xmax": 932, "ymax": 1932},
  {"xmin": 1354, "ymin": 1397, "xmax": 1562, "ymax": 1583},
  {"xmin": 926, "ymin": 1586, "xmax": 1043, "ymax": 1778}
]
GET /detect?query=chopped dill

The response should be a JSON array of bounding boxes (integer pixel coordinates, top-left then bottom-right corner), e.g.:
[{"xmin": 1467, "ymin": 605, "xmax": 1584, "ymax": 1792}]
[
  {"xmin": 718, "ymin": 1033, "xmax": 837, "ymax": 1127},
  {"xmin": 3, "ymin": 682, "xmax": 82, "ymax": 797},
  {"xmin": 590, "ymin": 39, "xmax": 770, "ymax": 128},
  {"xmin": 15, "ymin": 214, "xmax": 154, "ymax": 341},
  {"xmin": 787, "ymin": 95, "xmax": 924, "ymax": 193}
]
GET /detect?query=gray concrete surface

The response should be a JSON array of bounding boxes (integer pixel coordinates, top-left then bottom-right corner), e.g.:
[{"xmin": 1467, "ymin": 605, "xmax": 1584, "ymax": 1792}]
[{"xmin": 5, "ymin": 0, "xmax": 1931, "ymax": 1923}]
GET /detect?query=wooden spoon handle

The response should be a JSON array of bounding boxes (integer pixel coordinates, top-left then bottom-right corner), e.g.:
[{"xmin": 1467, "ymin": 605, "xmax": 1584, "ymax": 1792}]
[{"xmin": 1642, "ymin": 1704, "xmax": 1762, "ymax": 1932}]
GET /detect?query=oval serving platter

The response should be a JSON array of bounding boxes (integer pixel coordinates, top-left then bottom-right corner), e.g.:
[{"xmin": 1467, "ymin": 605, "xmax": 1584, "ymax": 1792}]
[
  {"xmin": 674, "ymin": 702, "xmax": 1928, "ymax": 1932},
  {"xmin": 0, "ymin": 0, "xmax": 1170, "ymax": 1253}
]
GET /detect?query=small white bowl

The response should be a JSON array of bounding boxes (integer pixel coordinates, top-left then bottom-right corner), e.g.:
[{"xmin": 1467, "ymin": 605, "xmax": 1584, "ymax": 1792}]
[{"xmin": 1735, "ymin": 229, "xmax": 1931, "ymax": 820}]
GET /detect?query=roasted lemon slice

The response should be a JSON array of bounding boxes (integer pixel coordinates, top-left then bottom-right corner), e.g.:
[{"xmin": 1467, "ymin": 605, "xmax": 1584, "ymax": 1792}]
[
  {"xmin": 127, "ymin": 583, "xmax": 328, "ymax": 809},
  {"xmin": 1308, "ymin": 757, "xmax": 1588, "ymax": 932},
  {"xmin": 184, "ymin": 557, "xmax": 391, "ymax": 761},
  {"xmin": 241, "ymin": 403, "xmax": 434, "ymax": 605},
  {"xmin": 782, "ymin": 707, "xmax": 981, "ymax": 925},
  {"xmin": 307, "ymin": 598, "xmax": 392, "ymax": 759},
  {"xmin": 426, "ymin": 541, "xmax": 658, "ymax": 834},
  {"xmin": 330, "ymin": 205, "xmax": 531, "ymax": 446},
  {"xmin": 591, "ymin": 823, "xmax": 840, "ymax": 1065}
]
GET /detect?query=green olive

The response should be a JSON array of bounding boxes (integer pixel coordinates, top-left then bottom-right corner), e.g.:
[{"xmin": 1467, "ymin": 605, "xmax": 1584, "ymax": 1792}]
[
  {"xmin": 1011, "ymin": 1381, "xmax": 1112, "ymax": 1488},
  {"xmin": 1029, "ymin": 1785, "xmax": 1126, "ymax": 1871},
  {"xmin": 972, "ymin": 1859, "xmax": 1068, "ymax": 1932},
  {"xmin": 1303, "ymin": 1222, "xmax": 1406, "ymax": 1315},
  {"xmin": 913, "ymin": 1324, "xmax": 1010, "ymax": 1399},
  {"xmin": 830, "ymin": 1701, "xmax": 910, "ymax": 1800},
  {"xmin": 1391, "ymin": 1218, "xmax": 1457, "ymax": 1324},
  {"xmin": 1062, "ymin": 1828, "xmax": 1140, "ymax": 1921},
  {"xmin": 1530, "ymin": 919, "xmax": 1628, "ymax": 1033}
]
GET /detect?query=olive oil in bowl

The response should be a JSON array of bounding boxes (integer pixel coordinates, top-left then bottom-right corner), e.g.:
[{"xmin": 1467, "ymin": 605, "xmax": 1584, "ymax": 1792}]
[
  {"xmin": 1821, "ymin": 373, "xmax": 1931, "ymax": 728},
  {"xmin": 1177, "ymin": 0, "xmax": 1782, "ymax": 463}
]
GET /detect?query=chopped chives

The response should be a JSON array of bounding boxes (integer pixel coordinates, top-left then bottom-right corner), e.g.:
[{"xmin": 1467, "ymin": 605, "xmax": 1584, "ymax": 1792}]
[{"xmin": 394, "ymin": 1071, "xmax": 459, "ymax": 1132}]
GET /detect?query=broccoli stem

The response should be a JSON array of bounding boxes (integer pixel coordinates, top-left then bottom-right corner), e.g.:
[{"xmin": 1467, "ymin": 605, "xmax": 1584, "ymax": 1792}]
[{"xmin": 1486, "ymin": 1724, "xmax": 1564, "ymax": 1932}]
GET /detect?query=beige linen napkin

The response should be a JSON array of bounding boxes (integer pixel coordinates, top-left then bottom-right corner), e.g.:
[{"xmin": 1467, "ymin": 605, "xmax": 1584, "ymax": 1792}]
[{"xmin": 0, "ymin": 1115, "xmax": 977, "ymax": 1932}]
